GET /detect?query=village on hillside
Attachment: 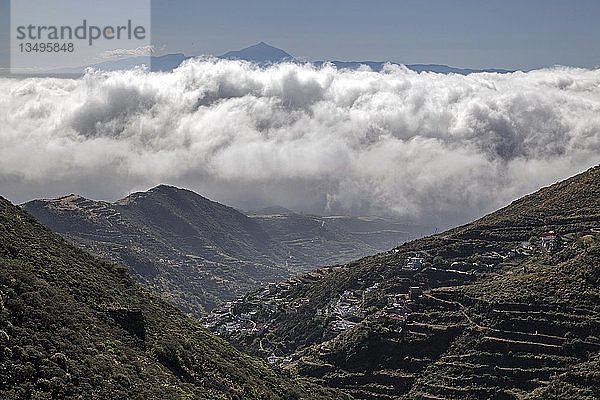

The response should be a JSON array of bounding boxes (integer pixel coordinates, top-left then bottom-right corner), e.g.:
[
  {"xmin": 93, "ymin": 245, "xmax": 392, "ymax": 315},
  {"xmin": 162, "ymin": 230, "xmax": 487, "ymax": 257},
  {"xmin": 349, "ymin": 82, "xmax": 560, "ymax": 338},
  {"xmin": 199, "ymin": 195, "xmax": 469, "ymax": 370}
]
[{"xmin": 204, "ymin": 227, "xmax": 596, "ymax": 366}]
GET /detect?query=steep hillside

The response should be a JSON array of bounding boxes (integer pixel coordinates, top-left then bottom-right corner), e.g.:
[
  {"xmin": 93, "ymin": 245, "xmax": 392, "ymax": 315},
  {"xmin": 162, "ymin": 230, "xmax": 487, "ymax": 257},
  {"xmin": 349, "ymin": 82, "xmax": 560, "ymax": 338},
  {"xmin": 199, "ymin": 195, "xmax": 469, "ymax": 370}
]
[
  {"xmin": 207, "ymin": 165, "xmax": 600, "ymax": 399},
  {"xmin": 23, "ymin": 186, "xmax": 288, "ymax": 317},
  {"xmin": 0, "ymin": 196, "xmax": 345, "ymax": 399},
  {"xmin": 24, "ymin": 186, "xmax": 424, "ymax": 317}
]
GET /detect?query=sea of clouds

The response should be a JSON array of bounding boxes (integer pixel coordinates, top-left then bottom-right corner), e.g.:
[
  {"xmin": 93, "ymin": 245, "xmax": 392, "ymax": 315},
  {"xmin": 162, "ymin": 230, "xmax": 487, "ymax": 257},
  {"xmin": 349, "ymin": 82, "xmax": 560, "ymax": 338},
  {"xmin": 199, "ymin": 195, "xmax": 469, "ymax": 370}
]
[{"xmin": 1, "ymin": 59, "xmax": 599, "ymax": 226}]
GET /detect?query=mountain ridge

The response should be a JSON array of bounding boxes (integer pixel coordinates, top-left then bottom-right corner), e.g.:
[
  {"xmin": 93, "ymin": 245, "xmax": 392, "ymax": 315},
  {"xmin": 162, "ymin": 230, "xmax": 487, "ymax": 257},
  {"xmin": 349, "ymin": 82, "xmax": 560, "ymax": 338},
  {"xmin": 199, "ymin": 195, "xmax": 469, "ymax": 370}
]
[
  {"xmin": 47, "ymin": 42, "xmax": 515, "ymax": 75},
  {"xmin": 23, "ymin": 185, "xmax": 426, "ymax": 317},
  {"xmin": 23, "ymin": 185, "xmax": 288, "ymax": 316}
]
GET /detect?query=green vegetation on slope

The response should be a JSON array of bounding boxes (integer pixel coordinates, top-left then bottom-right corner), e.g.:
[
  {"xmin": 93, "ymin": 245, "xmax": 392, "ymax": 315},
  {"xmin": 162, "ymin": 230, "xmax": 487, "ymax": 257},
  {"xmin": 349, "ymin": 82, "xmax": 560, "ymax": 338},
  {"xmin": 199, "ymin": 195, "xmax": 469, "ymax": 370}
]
[
  {"xmin": 23, "ymin": 186, "xmax": 290, "ymax": 317},
  {"xmin": 0, "ymin": 196, "xmax": 347, "ymax": 399}
]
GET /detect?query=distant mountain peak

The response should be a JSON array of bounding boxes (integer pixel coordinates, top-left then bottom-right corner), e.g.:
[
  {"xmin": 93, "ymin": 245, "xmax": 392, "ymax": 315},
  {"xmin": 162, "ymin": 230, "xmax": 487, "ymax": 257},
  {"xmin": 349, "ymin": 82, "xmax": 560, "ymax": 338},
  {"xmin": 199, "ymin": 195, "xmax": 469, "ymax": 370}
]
[
  {"xmin": 34, "ymin": 193, "xmax": 98, "ymax": 211},
  {"xmin": 220, "ymin": 42, "xmax": 294, "ymax": 64},
  {"xmin": 149, "ymin": 184, "xmax": 180, "ymax": 193},
  {"xmin": 246, "ymin": 41, "xmax": 282, "ymax": 50},
  {"xmin": 50, "ymin": 41, "xmax": 514, "ymax": 76},
  {"xmin": 57, "ymin": 194, "xmax": 83, "ymax": 201},
  {"xmin": 115, "ymin": 184, "xmax": 182, "ymax": 205}
]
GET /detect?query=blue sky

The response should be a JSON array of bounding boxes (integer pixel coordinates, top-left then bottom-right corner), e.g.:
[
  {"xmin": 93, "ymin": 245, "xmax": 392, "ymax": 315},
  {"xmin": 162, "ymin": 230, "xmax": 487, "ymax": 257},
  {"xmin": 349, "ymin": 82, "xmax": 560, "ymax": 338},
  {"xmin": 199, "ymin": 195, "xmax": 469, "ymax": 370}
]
[
  {"xmin": 150, "ymin": 0, "xmax": 600, "ymax": 70},
  {"xmin": 2, "ymin": 0, "xmax": 600, "ymax": 71}
]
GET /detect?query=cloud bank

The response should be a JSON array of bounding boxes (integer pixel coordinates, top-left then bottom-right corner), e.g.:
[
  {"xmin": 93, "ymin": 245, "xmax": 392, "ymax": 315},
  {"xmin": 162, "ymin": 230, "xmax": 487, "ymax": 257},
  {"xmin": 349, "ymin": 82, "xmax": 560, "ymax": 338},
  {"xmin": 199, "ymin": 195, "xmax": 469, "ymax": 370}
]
[
  {"xmin": 100, "ymin": 45, "xmax": 156, "ymax": 59},
  {"xmin": 1, "ymin": 59, "xmax": 599, "ymax": 226}
]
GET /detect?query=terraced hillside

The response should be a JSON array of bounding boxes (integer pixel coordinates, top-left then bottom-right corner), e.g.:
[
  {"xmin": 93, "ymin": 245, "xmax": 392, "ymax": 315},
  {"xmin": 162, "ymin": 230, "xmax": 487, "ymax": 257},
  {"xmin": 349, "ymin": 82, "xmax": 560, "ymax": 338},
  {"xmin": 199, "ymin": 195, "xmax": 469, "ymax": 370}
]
[
  {"xmin": 207, "ymin": 165, "xmax": 600, "ymax": 399},
  {"xmin": 24, "ymin": 186, "xmax": 425, "ymax": 317},
  {"xmin": 0, "ymin": 196, "xmax": 346, "ymax": 399}
]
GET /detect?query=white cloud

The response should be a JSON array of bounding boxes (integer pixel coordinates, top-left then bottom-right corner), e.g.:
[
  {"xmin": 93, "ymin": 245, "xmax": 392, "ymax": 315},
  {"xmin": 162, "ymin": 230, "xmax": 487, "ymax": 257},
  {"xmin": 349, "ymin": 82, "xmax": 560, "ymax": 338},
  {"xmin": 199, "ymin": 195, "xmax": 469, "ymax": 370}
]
[
  {"xmin": 99, "ymin": 45, "xmax": 156, "ymax": 59},
  {"xmin": 0, "ymin": 60, "xmax": 599, "ymax": 227}
]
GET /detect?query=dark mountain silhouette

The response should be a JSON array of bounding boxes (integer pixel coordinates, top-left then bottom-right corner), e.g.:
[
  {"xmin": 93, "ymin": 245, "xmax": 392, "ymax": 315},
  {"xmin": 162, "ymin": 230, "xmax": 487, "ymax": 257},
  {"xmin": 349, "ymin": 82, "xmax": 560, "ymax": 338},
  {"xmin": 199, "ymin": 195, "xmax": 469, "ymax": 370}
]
[
  {"xmin": 219, "ymin": 42, "xmax": 513, "ymax": 73},
  {"xmin": 23, "ymin": 186, "xmax": 288, "ymax": 317},
  {"xmin": 220, "ymin": 41, "xmax": 294, "ymax": 64},
  {"xmin": 316, "ymin": 60, "xmax": 514, "ymax": 74}
]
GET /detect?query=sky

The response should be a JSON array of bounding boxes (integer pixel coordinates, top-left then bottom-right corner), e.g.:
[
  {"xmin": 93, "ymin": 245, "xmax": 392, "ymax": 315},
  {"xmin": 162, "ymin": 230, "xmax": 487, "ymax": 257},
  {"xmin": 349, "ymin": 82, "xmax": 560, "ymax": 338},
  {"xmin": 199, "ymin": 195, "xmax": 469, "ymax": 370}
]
[
  {"xmin": 149, "ymin": 0, "xmax": 600, "ymax": 70},
  {"xmin": 1, "ymin": 0, "xmax": 600, "ymax": 70}
]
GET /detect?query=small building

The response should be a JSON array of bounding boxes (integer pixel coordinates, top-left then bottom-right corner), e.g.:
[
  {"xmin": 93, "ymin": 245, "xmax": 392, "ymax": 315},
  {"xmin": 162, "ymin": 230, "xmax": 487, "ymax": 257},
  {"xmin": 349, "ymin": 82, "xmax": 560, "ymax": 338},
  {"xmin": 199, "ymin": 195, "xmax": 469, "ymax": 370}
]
[
  {"xmin": 393, "ymin": 293, "xmax": 408, "ymax": 303},
  {"xmin": 262, "ymin": 302, "xmax": 278, "ymax": 313},
  {"xmin": 540, "ymin": 231, "xmax": 557, "ymax": 252},
  {"xmin": 252, "ymin": 324, "xmax": 266, "ymax": 335},
  {"xmin": 406, "ymin": 257, "xmax": 424, "ymax": 270},
  {"xmin": 240, "ymin": 312, "xmax": 250, "ymax": 320}
]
